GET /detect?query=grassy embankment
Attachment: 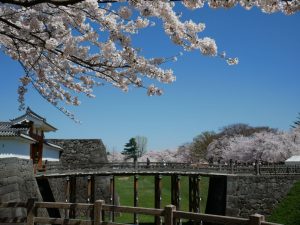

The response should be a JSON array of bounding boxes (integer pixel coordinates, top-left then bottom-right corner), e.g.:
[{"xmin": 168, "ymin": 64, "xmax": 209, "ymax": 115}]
[
  {"xmin": 268, "ymin": 180, "xmax": 300, "ymax": 225},
  {"xmin": 114, "ymin": 175, "xmax": 209, "ymax": 223}
]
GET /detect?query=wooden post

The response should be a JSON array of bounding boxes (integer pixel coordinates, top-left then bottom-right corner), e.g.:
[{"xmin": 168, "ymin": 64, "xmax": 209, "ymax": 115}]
[
  {"xmin": 171, "ymin": 175, "xmax": 181, "ymax": 225},
  {"xmin": 94, "ymin": 200, "xmax": 104, "ymax": 225},
  {"xmin": 69, "ymin": 176, "xmax": 76, "ymax": 218},
  {"xmin": 195, "ymin": 175, "xmax": 201, "ymax": 213},
  {"xmin": 188, "ymin": 176, "xmax": 194, "ymax": 225},
  {"xmin": 249, "ymin": 214, "xmax": 265, "ymax": 225},
  {"xmin": 65, "ymin": 176, "xmax": 70, "ymax": 218},
  {"xmin": 91, "ymin": 176, "xmax": 95, "ymax": 203},
  {"xmin": 230, "ymin": 159, "xmax": 233, "ymax": 174},
  {"xmin": 255, "ymin": 160, "xmax": 260, "ymax": 175},
  {"xmin": 164, "ymin": 205, "xmax": 176, "ymax": 225},
  {"xmin": 171, "ymin": 175, "xmax": 176, "ymax": 206},
  {"xmin": 134, "ymin": 175, "xmax": 139, "ymax": 225},
  {"xmin": 87, "ymin": 175, "xmax": 92, "ymax": 203},
  {"xmin": 27, "ymin": 198, "xmax": 37, "ymax": 225},
  {"xmin": 189, "ymin": 176, "xmax": 192, "ymax": 212},
  {"xmin": 189, "ymin": 175, "xmax": 201, "ymax": 225},
  {"xmin": 110, "ymin": 176, "xmax": 115, "ymax": 222},
  {"xmin": 155, "ymin": 175, "xmax": 162, "ymax": 225},
  {"xmin": 171, "ymin": 175, "xmax": 181, "ymax": 209},
  {"xmin": 87, "ymin": 175, "xmax": 95, "ymax": 203},
  {"xmin": 88, "ymin": 175, "xmax": 96, "ymax": 219},
  {"xmin": 176, "ymin": 175, "xmax": 181, "ymax": 211}
]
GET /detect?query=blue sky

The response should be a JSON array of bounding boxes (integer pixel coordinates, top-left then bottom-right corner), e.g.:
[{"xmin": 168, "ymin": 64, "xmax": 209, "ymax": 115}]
[{"xmin": 1, "ymin": 4, "xmax": 300, "ymax": 152}]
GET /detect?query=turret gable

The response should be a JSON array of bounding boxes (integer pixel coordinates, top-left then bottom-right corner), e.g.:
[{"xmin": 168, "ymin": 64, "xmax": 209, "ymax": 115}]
[
  {"xmin": 0, "ymin": 109, "xmax": 62, "ymax": 165},
  {"xmin": 10, "ymin": 107, "xmax": 57, "ymax": 132}
]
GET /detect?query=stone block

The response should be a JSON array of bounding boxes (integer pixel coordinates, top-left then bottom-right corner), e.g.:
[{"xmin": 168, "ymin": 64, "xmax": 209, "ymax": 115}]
[
  {"xmin": 7, "ymin": 176, "xmax": 22, "ymax": 184},
  {"xmin": 226, "ymin": 208, "xmax": 240, "ymax": 217},
  {"xmin": 0, "ymin": 183, "xmax": 19, "ymax": 195},
  {"xmin": 0, "ymin": 192, "xmax": 12, "ymax": 202}
]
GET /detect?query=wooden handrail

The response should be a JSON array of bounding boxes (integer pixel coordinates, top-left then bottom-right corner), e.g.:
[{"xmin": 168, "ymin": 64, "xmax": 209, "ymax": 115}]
[
  {"xmin": 261, "ymin": 222, "xmax": 283, "ymax": 225},
  {"xmin": 0, "ymin": 199, "xmax": 283, "ymax": 225},
  {"xmin": 102, "ymin": 204, "xmax": 164, "ymax": 216},
  {"xmin": 174, "ymin": 211, "xmax": 248, "ymax": 225},
  {"xmin": 35, "ymin": 202, "xmax": 93, "ymax": 209},
  {"xmin": 34, "ymin": 217, "xmax": 92, "ymax": 225}
]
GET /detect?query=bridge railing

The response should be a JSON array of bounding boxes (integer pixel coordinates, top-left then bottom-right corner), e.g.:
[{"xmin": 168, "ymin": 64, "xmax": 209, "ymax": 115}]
[
  {"xmin": 0, "ymin": 199, "xmax": 282, "ymax": 225},
  {"xmin": 40, "ymin": 161, "xmax": 300, "ymax": 176}
]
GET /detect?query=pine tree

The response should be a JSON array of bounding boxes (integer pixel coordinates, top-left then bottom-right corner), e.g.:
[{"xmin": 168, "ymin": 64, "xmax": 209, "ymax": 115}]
[
  {"xmin": 291, "ymin": 113, "xmax": 300, "ymax": 129},
  {"xmin": 122, "ymin": 138, "xmax": 138, "ymax": 164}
]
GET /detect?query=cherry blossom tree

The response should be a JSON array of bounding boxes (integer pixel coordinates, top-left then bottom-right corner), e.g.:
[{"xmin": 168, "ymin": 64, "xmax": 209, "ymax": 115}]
[
  {"xmin": 1, "ymin": 0, "xmax": 299, "ymax": 119},
  {"xmin": 107, "ymin": 150, "xmax": 125, "ymax": 162},
  {"xmin": 206, "ymin": 128, "xmax": 300, "ymax": 163},
  {"xmin": 107, "ymin": 127, "xmax": 300, "ymax": 164}
]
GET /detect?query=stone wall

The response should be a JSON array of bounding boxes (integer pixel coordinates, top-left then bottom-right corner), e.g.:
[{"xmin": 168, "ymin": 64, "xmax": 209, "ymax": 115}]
[
  {"xmin": 45, "ymin": 139, "xmax": 111, "ymax": 204},
  {"xmin": 48, "ymin": 139, "xmax": 108, "ymax": 166},
  {"xmin": 226, "ymin": 174, "xmax": 300, "ymax": 218},
  {"xmin": 0, "ymin": 158, "xmax": 44, "ymax": 218}
]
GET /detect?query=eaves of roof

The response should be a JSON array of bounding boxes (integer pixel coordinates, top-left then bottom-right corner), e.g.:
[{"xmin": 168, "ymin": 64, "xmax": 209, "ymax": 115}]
[
  {"xmin": 0, "ymin": 132, "xmax": 37, "ymax": 143},
  {"xmin": 285, "ymin": 155, "xmax": 300, "ymax": 162},
  {"xmin": 44, "ymin": 141, "xmax": 63, "ymax": 151}
]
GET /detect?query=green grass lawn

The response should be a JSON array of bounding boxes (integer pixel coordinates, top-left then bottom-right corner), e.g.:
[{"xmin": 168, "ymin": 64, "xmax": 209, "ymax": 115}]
[
  {"xmin": 112, "ymin": 175, "xmax": 300, "ymax": 225},
  {"xmin": 114, "ymin": 175, "xmax": 209, "ymax": 223},
  {"xmin": 268, "ymin": 180, "xmax": 300, "ymax": 225}
]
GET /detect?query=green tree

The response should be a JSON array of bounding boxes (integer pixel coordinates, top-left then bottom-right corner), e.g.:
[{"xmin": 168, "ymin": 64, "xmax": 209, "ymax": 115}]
[
  {"xmin": 190, "ymin": 131, "xmax": 216, "ymax": 162},
  {"xmin": 218, "ymin": 123, "xmax": 276, "ymax": 137},
  {"xmin": 291, "ymin": 113, "xmax": 300, "ymax": 129},
  {"xmin": 122, "ymin": 138, "xmax": 138, "ymax": 165}
]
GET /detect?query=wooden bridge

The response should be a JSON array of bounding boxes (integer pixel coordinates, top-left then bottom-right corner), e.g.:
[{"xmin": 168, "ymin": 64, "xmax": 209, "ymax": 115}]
[
  {"xmin": 36, "ymin": 171, "xmax": 208, "ymax": 223},
  {"xmin": 34, "ymin": 162, "xmax": 300, "ymax": 225},
  {"xmin": 0, "ymin": 199, "xmax": 282, "ymax": 225}
]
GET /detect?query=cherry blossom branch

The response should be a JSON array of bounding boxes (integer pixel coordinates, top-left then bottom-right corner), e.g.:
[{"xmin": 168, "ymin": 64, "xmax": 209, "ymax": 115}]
[
  {"xmin": 1, "ymin": 0, "xmax": 84, "ymax": 7},
  {"xmin": 1, "ymin": 0, "xmax": 299, "ymax": 121}
]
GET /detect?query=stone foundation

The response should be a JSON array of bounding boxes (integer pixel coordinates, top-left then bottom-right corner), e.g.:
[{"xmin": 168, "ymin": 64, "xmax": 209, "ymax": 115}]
[
  {"xmin": 226, "ymin": 174, "xmax": 300, "ymax": 217},
  {"xmin": 0, "ymin": 158, "xmax": 45, "ymax": 218}
]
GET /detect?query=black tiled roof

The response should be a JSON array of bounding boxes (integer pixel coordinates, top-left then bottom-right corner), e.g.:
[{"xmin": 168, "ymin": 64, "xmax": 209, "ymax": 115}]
[
  {"xmin": 0, "ymin": 121, "xmax": 61, "ymax": 149},
  {"xmin": 0, "ymin": 121, "xmax": 29, "ymax": 137},
  {"xmin": 0, "ymin": 122, "xmax": 12, "ymax": 129},
  {"xmin": 0, "ymin": 110, "xmax": 61, "ymax": 149}
]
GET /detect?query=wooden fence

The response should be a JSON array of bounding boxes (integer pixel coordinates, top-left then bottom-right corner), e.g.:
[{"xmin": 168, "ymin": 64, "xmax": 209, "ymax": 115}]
[{"xmin": 0, "ymin": 199, "xmax": 282, "ymax": 225}]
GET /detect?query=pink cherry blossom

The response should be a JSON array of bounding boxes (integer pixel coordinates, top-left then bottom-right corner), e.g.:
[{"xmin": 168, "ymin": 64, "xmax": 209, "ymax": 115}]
[{"xmin": 1, "ymin": 0, "xmax": 298, "ymax": 119}]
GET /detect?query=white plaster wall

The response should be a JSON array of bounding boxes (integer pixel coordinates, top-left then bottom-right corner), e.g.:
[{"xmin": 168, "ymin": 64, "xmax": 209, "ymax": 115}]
[
  {"xmin": 43, "ymin": 145, "xmax": 60, "ymax": 161},
  {"xmin": 0, "ymin": 139, "xmax": 30, "ymax": 159}
]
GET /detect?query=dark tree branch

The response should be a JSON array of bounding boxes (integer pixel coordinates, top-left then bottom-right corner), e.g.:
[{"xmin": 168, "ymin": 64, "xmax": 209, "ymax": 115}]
[
  {"xmin": 0, "ymin": 0, "xmax": 183, "ymax": 7},
  {"xmin": 0, "ymin": 0, "xmax": 118, "ymax": 7}
]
